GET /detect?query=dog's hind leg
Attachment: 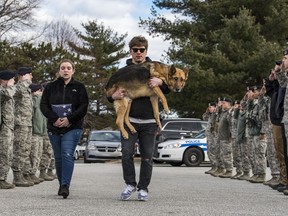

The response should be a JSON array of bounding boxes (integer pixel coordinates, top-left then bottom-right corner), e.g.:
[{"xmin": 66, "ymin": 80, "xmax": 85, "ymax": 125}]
[
  {"xmin": 152, "ymin": 87, "xmax": 169, "ymax": 114},
  {"xmin": 124, "ymin": 100, "xmax": 137, "ymax": 134},
  {"xmin": 150, "ymin": 94, "xmax": 162, "ymax": 130},
  {"xmin": 114, "ymin": 98, "xmax": 129, "ymax": 139}
]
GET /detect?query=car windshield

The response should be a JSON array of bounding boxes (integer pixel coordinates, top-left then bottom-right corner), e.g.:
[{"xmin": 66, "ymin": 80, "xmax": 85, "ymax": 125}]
[
  {"xmin": 89, "ymin": 131, "xmax": 121, "ymax": 142},
  {"xmin": 194, "ymin": 129, "xmax": 206, "ymax": 139}
]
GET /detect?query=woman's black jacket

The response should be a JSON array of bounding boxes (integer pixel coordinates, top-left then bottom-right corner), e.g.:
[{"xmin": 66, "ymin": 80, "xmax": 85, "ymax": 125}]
[{"xmin": 40, "ymin": 77, "xmax": 89, "ymax": 135}]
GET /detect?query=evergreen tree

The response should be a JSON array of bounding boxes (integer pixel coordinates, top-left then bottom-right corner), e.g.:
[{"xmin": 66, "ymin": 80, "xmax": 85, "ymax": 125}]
[
  {"xmin": 67, "ymin": 20, "xmax": 129, "ymax": 129},
  {"xmin": 140, "ymin": 0, "xmax": 285, "ymax": 118}
]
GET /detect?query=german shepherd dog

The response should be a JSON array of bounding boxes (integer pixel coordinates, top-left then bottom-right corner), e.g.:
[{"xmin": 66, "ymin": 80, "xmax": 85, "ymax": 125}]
[{"xmin": 105, "ymin": 61, "xmax": 189, "ymax": 139}]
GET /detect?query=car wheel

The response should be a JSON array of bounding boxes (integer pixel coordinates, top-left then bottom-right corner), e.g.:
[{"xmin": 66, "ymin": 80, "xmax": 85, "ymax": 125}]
[
  {"xmin": 183, "ymin": 147, "xmax": 203, "ymax": 167},
  {"xmin": 74, "ymin": 151, "xmax": 79, "ymax": 160},
  {"xmin": 169, "ymin": 161, "xmax": 183, "ymax": 166}
]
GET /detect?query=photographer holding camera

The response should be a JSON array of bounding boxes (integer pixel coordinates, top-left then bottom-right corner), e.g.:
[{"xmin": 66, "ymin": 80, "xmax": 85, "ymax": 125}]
[{"xmin": 273, "ymin": 51, "xmax": 288, "ymax": 195}]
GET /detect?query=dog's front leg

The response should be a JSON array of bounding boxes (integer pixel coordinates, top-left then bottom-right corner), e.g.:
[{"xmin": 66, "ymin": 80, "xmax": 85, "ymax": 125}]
[
  {"xmin": 114, "ymin": 98, "xmax": 129, "ymax": 139},
  {"xmin": 124, "ymin": 99, "xmax": 136, "ymax": 134},
  {"xmin": 152, "ymin": 87, "xmax": 169, "ymax": 114}
]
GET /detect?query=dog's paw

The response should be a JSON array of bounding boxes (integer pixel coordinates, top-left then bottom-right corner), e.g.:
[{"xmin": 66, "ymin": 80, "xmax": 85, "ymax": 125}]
[
  {"xmin": 122, "ymin": 131, "xmax": 129, "ymax": 139},
  {"xmin": 130, "ymin": 128, "xmax": 137, "ymax": 133},
  {"xmin": 164, "ymin": 109, "xmax": 170, "ymax": 114}
]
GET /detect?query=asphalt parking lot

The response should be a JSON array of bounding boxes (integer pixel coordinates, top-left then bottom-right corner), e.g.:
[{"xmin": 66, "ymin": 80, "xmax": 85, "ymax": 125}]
[{"xmin": 1, "ymin": 159, "xmax": 287, "ymax": 216}]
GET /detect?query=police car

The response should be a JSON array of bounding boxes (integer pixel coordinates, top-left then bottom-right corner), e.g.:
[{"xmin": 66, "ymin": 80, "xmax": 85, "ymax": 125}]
[{"xmin": 156, "ymin": 130, "xmax": 208, "ymax": 167}]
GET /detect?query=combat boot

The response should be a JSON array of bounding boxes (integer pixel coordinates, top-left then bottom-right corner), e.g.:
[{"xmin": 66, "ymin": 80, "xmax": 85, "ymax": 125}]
[
  {"xmin": 39, "ymin": 170, "xmax": 54, "ymax": 181},
  {"xmin": 38, "ymin": 175, "xmax": 44, "ymax": 182},
  {"xmin": 13, "ymin": 171, "xmax": 30, "ymax": 187},
  {"xmin": 219, "ymin": 171, "xmax": 233, "ymax": 178},
  {"xmin": 237, "ymin": 172, "xmax": 250, "ymax": 181},
  {"xmin": 231, "ymin": 172, "xmax": 243, "ymax": 179},
  {"xmin": 0, "ymin": 180, "xmax": 15, "ymax": 189},
  {"xmin": 263, "ymin": 176, "xmax": 279, "ymax": 186},
  {"xmin": 205, "ymin": 166, "xmax": 217, "ymax": 174},
  {"xmin": 23, "ymin": 174, "xmax": 35, "ymax": 186},
  {"xmin": 248, "ymin": 174, "xmax": 258, "ymax": 183},
  {"xmin": 251, "ymin": 174, "xmax": 265, "ymax": 183},
  {"xmin": 30, "ymin": 174, "xmax": 41, "ymax": 184},
  {"xmin": 37, "ymin": 171, "xmax": 44, "ymax": 182},
  {"xmin": 47, "ymin": 169, "xmax": 57, "ymax": 179},
  {"xmin": 211, "ymin": 168, "xmax": 225, "ymax": 177}
]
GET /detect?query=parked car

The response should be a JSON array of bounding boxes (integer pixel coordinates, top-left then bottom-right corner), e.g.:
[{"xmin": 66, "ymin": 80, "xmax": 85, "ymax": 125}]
[
  {"xmin": 74, "ymin": 143, "xmax": 85, "ymax": 160},
  {"xmin": 84, "ymin": 130, "xmax": 121, "ymax": 163},
  {"xmin": 156, "ymin": 130, "xmax": 208, "ymax": 167},
  {"xmin": 156, "ymin": 118, "xmax": 208, "ymax": 144}
]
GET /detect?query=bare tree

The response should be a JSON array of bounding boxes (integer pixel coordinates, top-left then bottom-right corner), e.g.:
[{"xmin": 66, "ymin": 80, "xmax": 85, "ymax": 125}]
[
  {"xmin": 43, "ymin": 17, "xmax": 80, "ymax": 49},
  {"xmin": 0, "ymin": 0, "xmax": 42, "ymax": 38}
]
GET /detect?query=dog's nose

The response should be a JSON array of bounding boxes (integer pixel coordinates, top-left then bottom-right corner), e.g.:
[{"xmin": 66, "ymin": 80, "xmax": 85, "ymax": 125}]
[{"xmin": 175, "ymin": 89, "xmax": 181, "ymax": 92}]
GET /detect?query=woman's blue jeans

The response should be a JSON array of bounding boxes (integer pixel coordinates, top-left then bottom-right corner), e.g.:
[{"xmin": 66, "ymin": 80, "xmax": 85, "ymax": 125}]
[{"xmin": 48, "ymin": 129, "xmax": 82, "ymax": 187}]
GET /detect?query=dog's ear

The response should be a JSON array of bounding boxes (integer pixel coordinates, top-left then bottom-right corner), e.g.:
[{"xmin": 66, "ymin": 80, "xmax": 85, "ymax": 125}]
[
  {"xmin": 183, "ymin": 67, "xmax": 189, "ymax": 80},
  {"xmin": 169, "ymin": 65, "xmax": 177, "ymax": 77}
]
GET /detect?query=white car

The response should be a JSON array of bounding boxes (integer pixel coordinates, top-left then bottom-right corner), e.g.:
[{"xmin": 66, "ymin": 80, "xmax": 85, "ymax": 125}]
[
  {"xmin": 74, "ymin": 144, "xmax": 85, "ymax": 160},
  {"xmin": 156, "ymin": 132, "xmax": 209, "ymax": 167}
]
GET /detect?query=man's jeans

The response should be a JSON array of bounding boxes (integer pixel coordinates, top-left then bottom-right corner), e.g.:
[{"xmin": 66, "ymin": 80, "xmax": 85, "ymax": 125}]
[
  {"xmin": 48, "ymin": 129, "xmax": 82, "ymax": 186},
  {"xmin": 121, "ymin": 123, "xmax": 157, "ymax": 191}
]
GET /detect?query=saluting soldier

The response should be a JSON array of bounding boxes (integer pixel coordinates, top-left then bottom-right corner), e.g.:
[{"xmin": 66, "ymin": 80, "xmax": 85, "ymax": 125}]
[
  {"xmin": 11, "ymin": 67, "xmax": 34, "ymax": 187},
  {"xmin": 230, "ymin": 100, "xmax": 243, "ymax": 179},
  {"xmin": 217, "ymin": 97, "xmax": 233, "ymax": 178},
  {"xmin": 0, "ymin": 71, "xmax": 17, "ymax": 189},
  {"xmin": 203, "ymin": 102, "xmax": 217, "ymax": 174},
  {"xmin": 246, "ymin": 86, "xmax": 267, "ymax": 183}
]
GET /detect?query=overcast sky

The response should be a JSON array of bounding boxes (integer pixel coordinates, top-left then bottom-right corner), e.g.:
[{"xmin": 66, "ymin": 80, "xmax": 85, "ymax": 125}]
[{"xmin": 35, "ymin": 0, "xmax": 171, "ymax": 67}]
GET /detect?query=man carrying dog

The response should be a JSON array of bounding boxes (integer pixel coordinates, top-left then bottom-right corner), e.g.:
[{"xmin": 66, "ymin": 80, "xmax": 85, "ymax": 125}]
[{"xmin": 107, "ymin": 35, "xmax": 170, "ymax": 201}]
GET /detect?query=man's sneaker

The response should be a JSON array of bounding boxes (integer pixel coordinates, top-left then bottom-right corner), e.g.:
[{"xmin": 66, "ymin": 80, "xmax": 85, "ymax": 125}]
[
  {"xmin": 138, "ymin": 189, "xmax": 148, "ymax": 201},
  {"xmin": 120, "ymin": 184, "xmax": 136, "ymax": 200}
]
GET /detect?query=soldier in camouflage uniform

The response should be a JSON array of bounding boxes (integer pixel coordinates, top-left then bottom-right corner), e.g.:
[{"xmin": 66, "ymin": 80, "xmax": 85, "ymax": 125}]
[
  {"xmin": 37, "ymin": 81, "xmax": 56, "ymax": 181},
  {"xmin": 258, "ymin": 82, "xmax": 280, "ymax": 186},
  {"xmin": 246, "ymin": 86, "xmax": 267, "ymax": 183},
  {"xmin": 11, "ymin": 67, "xmax": 34, "ymax": 187},
  {"xmin": 217, "ymin": 97, "xmax": 233, "ymax": 178},
  {"xmin": 211, "ymin": 98, "xmax": 226, "ymax": 177},
  {"xmin": 29, "ymin": 83, "xmax": 47, "ymax": 184},
  {"xmin": 236, "ymin": 99, "xmax": 252, "ymax": 180},
  {"xmin": 230, "ymin": 100, "xmax": 243, "ymax": 179},
  {"xmin": 202, "ymin": 102, "xmax": 217, "ymax": 174},
  {"xmin": 237, "ymin": 89, "xmax": 256, "ymax": 181},
  {"xmin": 0, "ymin": 71, "xmax": 16, "ymax": 189}
]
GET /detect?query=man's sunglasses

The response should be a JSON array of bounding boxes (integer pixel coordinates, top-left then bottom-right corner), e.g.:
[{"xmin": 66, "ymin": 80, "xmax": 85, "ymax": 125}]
[{"xmin": 132, "ymin": 48, "xmax": 146, "ymax": 53}]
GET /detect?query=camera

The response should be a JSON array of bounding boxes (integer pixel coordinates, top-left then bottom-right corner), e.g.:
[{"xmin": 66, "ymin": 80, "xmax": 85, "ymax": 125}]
[{"xmin": 275, "ymin": 60, "xmax": 282, "ymax": 66}]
